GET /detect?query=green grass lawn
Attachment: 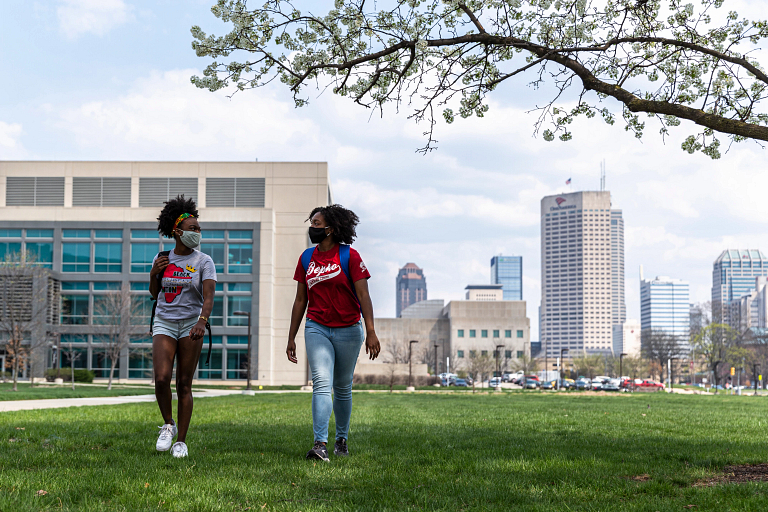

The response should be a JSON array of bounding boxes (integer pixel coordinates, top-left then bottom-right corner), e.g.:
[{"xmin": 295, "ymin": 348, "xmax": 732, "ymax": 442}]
[
  {"xmin": 2, "ymin": 392, "xmax": 768, "ymax": 511},
  {"xmin": 0, "ymin": 383, "xmax": 155, "ymax": 401}
]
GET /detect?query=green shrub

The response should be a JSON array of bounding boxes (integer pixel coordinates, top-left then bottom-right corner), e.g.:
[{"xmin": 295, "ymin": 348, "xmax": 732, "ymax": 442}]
[{"xmin": 45, "ymin": 369, "xmax": 95, "ymax": 383}]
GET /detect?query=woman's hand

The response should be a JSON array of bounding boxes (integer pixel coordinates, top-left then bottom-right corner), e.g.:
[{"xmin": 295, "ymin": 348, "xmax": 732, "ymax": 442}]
[
  {"xmin": 365, "ymin": 330, "xmax": 380, "ymax": 360},
  {"xmin": 189, "ymin": 319, "xmax": 206, "ymax": 341},
  {"xmin": 286, "ymin": 338, "xmax": 298, "ymax": 364},
  {"xmin": 150, "ymin": 255, "xmax": 169, "ymax": 278}
]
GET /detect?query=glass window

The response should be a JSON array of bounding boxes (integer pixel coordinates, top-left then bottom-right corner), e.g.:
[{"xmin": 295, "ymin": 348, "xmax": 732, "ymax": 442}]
[
  {"xmin": 61, "ymin": 295, "xmax": 89, "ymax": 324},
  {"xmin": 227, "ymin": 282, "xmax": 252, "ymax": 292},
  {"xmin": 215, "ymin": 282, "xmax": 223, "ymax": 291},
  {"xmin": 493, "ymin": 330, "xmax": 500, "ymax": 338},
  {"xmin": 61, "ymin": 347, "xmax": 88, "ymax": 369},
  {"xmin": 481, "ymin": 330, "xmax": 488, "ymax": 338},
  {"xmin": 198, "ymin": 349, "xmax": 222, "ymax": 379},
  {"xmin": 131, "ymin": 230, "xmax": 159, "ymax": 239},
  {"xmin": 517, "ymin": 351, "xmax": 524, "ymax": 359},
  {"xmin": 62, "ymin": 243, "xmax": 90, "ymax": 272},
  {"xmin": 210, "ymin": 296, "xmax": 223, "ymax": 326},
  {"xmin": 457, "ymin": 329, "xmax": 464, "ymax": 338},
  {"xmin": 505, "ymin": 330, "xmax": 512, "ymax": 338},
  {"xmin": 505, "ymin": 350, "xmax": 512, "ymax": 359},
  {"xmin": 163, "ymin": 241, "xmax": 175, "ymax": 252},
  {"xmin": 457, "ymin": 350, "xmax": 464, "ymax": 358},
  {"xmin": 469, "ymin": 330, "xmax": 476, "ymax": 338},
  {"xmin": 130, "ymin": 282, "xmax": 147, "ymax": 291},
  {"xmin": 62, "ymin": 229, "xmax": 90, "ymax": 238},
  {"xmin": 481, "ymin": 350, "xmax": 488, "ymax": 356},
  {"xmin": 200, "ymin": 243, "xmax": 225, "ymax": 273},
  {"xmin": 95, "ymin": 230, "xmax": 122, "ymax": 239},
  {"xmin": 517, "ymin": 330, "xmax": 524, "ymax": 338},
  {"xmin": 227, "ymin": 296, "xmax": 252, "ymax": 326},
  {"xmin": 131, "ymin": 296, "xmax": 154, "ymax": 326},
  {"xmin": 228, "ymin": 244, "xmax": 252, "ymax": 274},
  {"xmin": 469, "ymin": 350, "xmax": 476, "ymax": 357},
  {"xmin": 227, "ymin": 336, "xmax": 249, "ymax": 345},
  {"xmin": 211, "ymin": 335, "xmax": 223, "ymax": 345},
  {"xmin": 91, "ymin": 348, "xmax": 120, "ymax": 379},
  {"xmin": 226, "ymin": 349, "xmax": 248, "ymax": 379},
  {"xmin": 26, "ymin": 242, "xmax": 53, "ymax": 268},
  {"xmin": 128, "ymin": 349, "xmax": 153, "ymax": 379},
  {"xmin": 0, "ymin": 229, "xmax": 22, "ymax": 237},
  {"xmin": 228, "ymin": 230, "xmax": 252, "ymax": 239},
  {"xmin": 94, "ymin": 243, "xmax": 122, "ymax": 272},
  {"xmin": 202, "ymin": 230, "xmax": 225, "ymax": 239},
  {"xmin": 0, "ymin": 242, "xmax": 21, "ymax": 261},
  {"xmin": 93, "ymin": 295, "xmax": 119, "ymax": 325},
  {"xmin": 61, "ymin": 334, "xmax": 88, "ymax": 344},
  {"xmin": 61, "ymin": 281, "xmax": 89, "ymax": 291},
  {"xmin": 93, "ymin": 282, "xmax": 120, "ymax": 291},
  {"xmin": 131, "ymin": 243, "xmax": 159, "ymax": 273},
  {"xmin": 131, "ymin": 335, "xmax": 152, "ymax": 344},
  {"xmin": 26, "ymin": 229, "xmax": 53, "ymax": 238}
]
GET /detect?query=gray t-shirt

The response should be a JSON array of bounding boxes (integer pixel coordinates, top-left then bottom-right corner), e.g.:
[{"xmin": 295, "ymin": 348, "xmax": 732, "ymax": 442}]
[{"xmin": 153, "ymin": 249, "xmax": 217, "ymax": 321}]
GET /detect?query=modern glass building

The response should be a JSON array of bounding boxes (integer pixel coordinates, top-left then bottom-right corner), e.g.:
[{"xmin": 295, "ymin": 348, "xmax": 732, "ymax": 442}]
[
  {"xmin": 640, "ymin": 276, "xmax": 690, "ymax": 350},
  {"xmin": 712, "ymin": 249, "xmax": 768, "ymax": 328},
  {"xmin": 490, "ymin": 255, "xmax": 522, "ymax": 300},
  {"xmin": 0, "ymin": 161, "xmax": 331, "ymax": 385},
  {"xmin": 396, "ymin": 263, "xmax": 427, "ymax": 317}
]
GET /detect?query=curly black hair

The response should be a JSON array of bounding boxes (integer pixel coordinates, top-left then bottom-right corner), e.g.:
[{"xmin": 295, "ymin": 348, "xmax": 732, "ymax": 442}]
[
  {"xmin": 307, "ymin": 204, "xmax": 359, "ymax": 245},
  {"xmin": 157, "ymin": 195, "xmax": 199, "ymax": 238}
]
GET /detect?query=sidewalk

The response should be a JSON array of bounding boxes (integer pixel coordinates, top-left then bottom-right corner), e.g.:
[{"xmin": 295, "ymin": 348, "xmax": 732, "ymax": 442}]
[{"xmin": 0, "ymin": 388, "xmax": 309, "ymax": 413}]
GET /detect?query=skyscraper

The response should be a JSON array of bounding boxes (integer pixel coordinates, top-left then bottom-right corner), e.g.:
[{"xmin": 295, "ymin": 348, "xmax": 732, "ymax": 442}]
[
  {"xmin": 490, "ymin": 255, "xmax": 523, "ymax": 300},
  {"xmin": 539, "ymin": 191, "xmax": 625, "ymax": 356},
  {"xmin": 396, "ymin": 263, "xmax": 427, "ymax": 317},
  {"xmin": 712, "ymin": 250, "xmax": 768, "ymax": 328},
  {"xmin": 640, "ymin": 275, "xmax": 690, "ymax": 349}
]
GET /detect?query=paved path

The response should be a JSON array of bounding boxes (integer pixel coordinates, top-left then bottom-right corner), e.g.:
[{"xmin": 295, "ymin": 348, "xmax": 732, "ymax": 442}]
[{"xmin": 0, "ymin": 389, "xmax": 309, "ymax": 413}]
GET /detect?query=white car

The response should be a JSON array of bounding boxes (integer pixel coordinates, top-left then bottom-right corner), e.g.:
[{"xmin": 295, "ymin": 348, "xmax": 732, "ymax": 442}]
[{"xmin": 591, "ymin": 378, "xmax": 604, "ymax": 390}]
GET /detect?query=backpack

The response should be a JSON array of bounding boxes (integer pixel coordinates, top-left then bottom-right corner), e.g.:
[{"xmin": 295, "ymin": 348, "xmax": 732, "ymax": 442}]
[
  {"xmin": 300, "ymin": 244, "xmax": 360, "ymax": 310},
  {"xmin": 149, "ymin": 251, "xmax": 213, "ymax": 366}
]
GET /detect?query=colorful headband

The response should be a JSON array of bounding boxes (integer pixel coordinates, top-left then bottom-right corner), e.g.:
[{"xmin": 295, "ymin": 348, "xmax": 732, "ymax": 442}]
[{"xmin": 174, "ymin": 213, "xmax": 195, "ymax": 230}]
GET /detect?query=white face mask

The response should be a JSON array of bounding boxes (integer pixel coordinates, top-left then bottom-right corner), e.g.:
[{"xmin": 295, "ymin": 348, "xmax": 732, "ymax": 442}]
[{"xmin": 178, "ymin": 230, "xmax": 201, "ymax": 249}]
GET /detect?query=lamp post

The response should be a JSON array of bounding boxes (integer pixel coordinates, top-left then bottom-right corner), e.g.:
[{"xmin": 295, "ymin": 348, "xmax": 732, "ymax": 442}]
[
  {"xmin": 434, "ymin": 343, "xmax": 439, "ymax": 378},
  {"xmin": 408, "ymin": 340, "xmax": 418, "ymax": 390},
  {"xmin": 558, "ymin": 348, "xmax": 569, "ymax": 390},
  {"xmin": 233, "ymin": 311, "xmax": 252, "ymax": 390},
  {"xmin": 495, "ymin": 345, "xmax": 504, "ymax": 391}
]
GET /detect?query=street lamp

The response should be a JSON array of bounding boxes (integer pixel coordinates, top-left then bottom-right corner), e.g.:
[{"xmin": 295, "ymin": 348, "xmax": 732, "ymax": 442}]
[
  {"xmin": 558, "ymin": 348, "xmax": 569, "ymax": 390},
  {"xmin": 434, "ymin": 343, "xmax": 439, "ymax": 378},
  {"xmin": 408, "ymin": 340, "xmax": 419, "ymax": 389},
  {"xmin": 233, "ymin": 311, "xmax": 252, "ymax": 390},
  {"xmin": 495, "ymin": 345, "xmax": 504, "ymax": 391},
  {"xmin": 619, "ymin": 353, "xmax": 627, "ymax": 381}
]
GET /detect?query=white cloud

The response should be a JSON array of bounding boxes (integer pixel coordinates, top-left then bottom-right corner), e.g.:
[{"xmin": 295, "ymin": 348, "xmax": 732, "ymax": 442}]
[
  {"xmin": 57, "ymin": 0, "xmax": 133, "ymax": 39},
  {"xmin": 0, "ymin": 122, "xmax": 28, "ymax": 159}
]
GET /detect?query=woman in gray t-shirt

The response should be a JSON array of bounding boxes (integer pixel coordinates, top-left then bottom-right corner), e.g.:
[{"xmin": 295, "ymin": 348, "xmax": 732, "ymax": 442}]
[{"xmin": 150, "ymin": 195, "xmax": 217, "ymax": 458}]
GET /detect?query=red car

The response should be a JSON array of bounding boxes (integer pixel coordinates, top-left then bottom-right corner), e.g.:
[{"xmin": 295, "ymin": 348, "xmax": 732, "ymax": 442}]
[
  {"xmin": 525, "ymin": 374, "xmax": 540, "ymax": 382},
  {"xmin": 638, "ymin": 379, "xmax": 664, "ymax": 388}
]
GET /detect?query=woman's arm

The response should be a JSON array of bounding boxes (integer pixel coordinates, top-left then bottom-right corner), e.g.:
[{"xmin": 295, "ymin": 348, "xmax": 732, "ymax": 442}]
[
  {"xmin": 148, "ymin": 255, "xmax": 169, "ymax": 300},
  {"xmin": 354, "ymin": 278, "xmax": 380, "ymax": 360},
  {"xmin": 189, "ymin": 279, "xmax": 216, "ymax": 341},
  {"xmin": 286, "ymin": 282, "xmax": 308, "ymax": 364}
]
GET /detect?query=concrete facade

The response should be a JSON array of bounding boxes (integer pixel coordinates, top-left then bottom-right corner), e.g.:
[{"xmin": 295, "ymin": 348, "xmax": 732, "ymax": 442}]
[
  {"xmin": 612, "ymin": 320, "xmax": 641, "ymax": 357},
  {"xmin": 0, "ymin": 161, "xmax": 330, "ymax": 385}
]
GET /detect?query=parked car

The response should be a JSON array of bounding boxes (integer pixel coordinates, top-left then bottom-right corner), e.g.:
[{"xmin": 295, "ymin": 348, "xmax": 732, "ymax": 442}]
[
  {"xmin": 639, "ymin": 379, "xmax": 664, "ymax": 388},
  {"xmin": 489, "ymin": 377, "xmax": 503, "ymax": 388},
  {"xmin": 541, "ymin": 379, "xmax": 557, "ymax": 390},
  {"xmin": 464, "ymin": 376, "xmax": 474, "ymax": 386},
  {"xmin": 591, "ymin": 378, "xmax": 604, "ymax": 391},
  {"xmin": 602, "ymin": 379, "xmax": 621, "ymax": 392},
  {"xmin": 452, "ymin": 378, "xmax": 468, "ymax": 387},
  {"xmin": 524, "ymin": 379, "xmax": 540, "ymax": 389},
  {"xmin": 558, "ymin": 379, "xmax": 575, "ymax": 390},
  {"xmin": 440, "ymin": 378, "xmax": 449, "ymax": 387},
  {"xmin": 525, "ymin": 374, "xmax": 540, "ymax": 382},
  {"xmin": 575, "ymin": 378, "xmax": 592, "ymax": 390}
]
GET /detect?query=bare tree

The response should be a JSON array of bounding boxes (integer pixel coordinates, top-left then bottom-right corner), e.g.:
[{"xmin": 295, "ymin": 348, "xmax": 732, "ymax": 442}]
[
  {"xmin": 92, "ymin": 284, "xmax": 143, "ymax": 390},
  {"xmin": 641, "ymin": 329, "xmax": 684, "ymax": 383},
  {"xmin": 61, "ymin": 341, "xmax": 83, "ymax": 391},
  {"xmin": 620, "ymin": 355, "xmax": 647, "ymax": 382},
  {"xmin": 382, "ymin": 338, "xmax": 409, "ymax": 393},
  {"xmin": 463, "ymin": 350, "xmax": 495, "ymax": 393},
  {"xmin": 511, "ymin": 352, "xmax": 539, "ymax": 376},
  {"xmin": 0, "ymin": 252, "xmax": 57, "ymax": 391},
  {"xmin": 691, "ymin": 322, "xmax": 748, "ymax": 392},
  {"xmin": 573, "ymin": 351, "xmax": 603, "ymax": 380}
]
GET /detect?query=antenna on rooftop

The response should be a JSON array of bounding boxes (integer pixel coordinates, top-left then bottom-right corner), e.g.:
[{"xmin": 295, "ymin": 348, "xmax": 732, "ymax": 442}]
[{"xmin": 600, "ymin": 159, "xmax": 606, "ymax": 191}]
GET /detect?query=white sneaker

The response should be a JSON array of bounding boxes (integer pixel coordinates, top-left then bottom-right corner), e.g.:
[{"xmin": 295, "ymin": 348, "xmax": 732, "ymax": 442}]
[
  {"xmin": 156, "ymin": 421, "xmax": 177, "ymax": 452},
  {"xmin": 171, "ymin": 441, "xmax": 188, "ymax": 458}
]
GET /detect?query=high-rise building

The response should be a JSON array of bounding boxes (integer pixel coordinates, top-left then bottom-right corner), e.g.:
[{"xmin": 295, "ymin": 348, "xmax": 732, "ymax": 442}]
[
  {"xmin": 490, "ymin": 255, "xmax": 523, "ymax": 300},
  {"xmin": 729, "ymin": 276, "xmax": 768, "ymax": 332},
  {"xmin": 612, "ymin": 320, "xmax": 641, "ymax": 358},
  {"xmin": 712, "ymin": 250, "xmax": 768, "ymax": 327},
  {"xmin": 539, "ymin": 191, "xmax": 625, "ymax": 356},
  {"xmin": 640, "ymin": 275, "xmax": 690, "ymax": 349},
  {"xmin": 396, "ymin": 263, "xmax": 427, "ymax": 317}
]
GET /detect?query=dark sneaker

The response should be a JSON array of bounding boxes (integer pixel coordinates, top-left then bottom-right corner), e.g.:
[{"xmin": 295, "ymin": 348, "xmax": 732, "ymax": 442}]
[
  {"xmin": 306, "ymin": 441, "xmax": 329, "ymax": 461},
  {"xmin": 334, "ymin": 438, "xmax": 349, "ymax": 457}
]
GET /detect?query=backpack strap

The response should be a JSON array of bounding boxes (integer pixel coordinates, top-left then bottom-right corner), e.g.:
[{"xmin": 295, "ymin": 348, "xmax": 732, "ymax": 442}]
[
  {"xmin": 300, "ymin": 246, "xmax": 316, "ymax": 272},
  {"xmin": 149, "ymin": 251, "xmax": 172, "ymax": 335},
  {"xmin": 339, "ymin": 244, "xmax": 361, "ymax": 311},
  {"xmin": 204, "ymin": 321, "xmax": 213, "ymax": 366}
]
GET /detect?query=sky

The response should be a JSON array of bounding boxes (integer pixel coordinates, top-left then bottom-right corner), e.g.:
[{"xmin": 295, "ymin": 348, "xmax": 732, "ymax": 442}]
[{"xmin": 1, "ymin": 0, "xmax": 767, "ymax": 339}]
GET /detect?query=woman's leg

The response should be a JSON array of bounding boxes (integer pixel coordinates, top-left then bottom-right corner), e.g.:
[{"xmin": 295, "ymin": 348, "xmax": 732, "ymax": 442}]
[
  {"xmin": 304, "ymin": 320, "xmax": 335, "ymax": 443},
  {"xmin": 331, "ymin": 322, "xmax": 365, "ymax": 441},
  {"xmin": 152, "ymin": 334, "xmax": 178, "ymax": 424},
  {"xmin": 175, "ymin": 334, "xmax": 204, "ymax": 443}
]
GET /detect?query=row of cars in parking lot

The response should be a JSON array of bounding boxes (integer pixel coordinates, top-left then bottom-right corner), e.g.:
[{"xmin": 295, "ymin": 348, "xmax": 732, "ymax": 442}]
[{"xmin": 439, "ymin": 372, "xmax": 666, "ymax": 391}]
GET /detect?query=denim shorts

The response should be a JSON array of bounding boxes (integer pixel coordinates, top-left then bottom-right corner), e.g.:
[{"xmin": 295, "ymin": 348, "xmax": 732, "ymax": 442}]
[{"xmin": 152, "ymin": 316, "xmax": 198, "ymax": 340}]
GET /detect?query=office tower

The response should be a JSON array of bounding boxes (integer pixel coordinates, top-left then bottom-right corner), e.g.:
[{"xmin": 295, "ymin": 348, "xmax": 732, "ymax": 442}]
[
  {"xmin": 490, "ymin": 255, "xmax": 523, "ymax": 300},
  {"xmin": 640, "ymin": 275, "xmax": 691, "ymax": 350},
  {"xmin": 729, "ymin": 277, "xmax": 768, "ymax": 332},
  {"xmin": 540, "ymin": 191, "xmax": 624, "ymax": 356},
  {"xmin": 712, "ymin": 250, "xmax": 768, "ymax": 328},
  {"xmin": 612, "ymin": 320, "xmax": 641, "ymax": 358},
  {"xmin": 396, "ymin": 263, "xmax": 427, "ymax": 317}
]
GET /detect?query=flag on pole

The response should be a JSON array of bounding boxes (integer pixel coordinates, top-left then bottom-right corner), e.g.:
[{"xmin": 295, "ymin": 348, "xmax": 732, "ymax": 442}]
[{"xmin": 565, "ymin": 178, "xmax": 571, "ymax": 185}]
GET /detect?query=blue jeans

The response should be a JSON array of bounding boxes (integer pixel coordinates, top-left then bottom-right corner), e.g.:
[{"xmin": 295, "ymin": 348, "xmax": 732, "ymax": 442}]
[{"xmin": 305, "ymin": 318, "xmax": 364, "ymax": 443}]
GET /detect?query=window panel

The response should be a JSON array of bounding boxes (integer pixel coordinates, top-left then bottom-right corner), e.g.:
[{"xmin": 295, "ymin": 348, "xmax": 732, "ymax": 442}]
[
  {"xmin": 62, "ymin": 229, "xmax": 90, "ymax": 238},
  {"xmin": 517, "ymin": 351, "xmax": 524, "ymax": 359},
  {"xmin": 61, "ymin": 282, "xmax": 89, "ymax": 291},
  {"xmin": 130, "ymin": 282, "xmax": 147, "ymax": 291},
  {"xmin": 517, "ymin": 330, "xmax": 524, "ymax": 338},
  {"xmin": 457, "ymin": 350, "xmax": 464, "ymax": 358},
  {"xmin": 131, "ymin": 230, "xmax": 159, "ymax": 239},
  {"xmin": 198, "ymin": 349, "xmax": 223, "ymax": 379},
  {"xmin": 469, "ymin": 330, "xmax": 476, "ymax": 338},
  {"xmin": 0, "ymin": 242, "xmax": 21, "ymax": 261},
  {"xmin": 93, "ymin": 282, "xmax": 120, "ymax": 291},
  {"xmin": 94, "ymin": 243, "xmax": 122, "ymax": 272},
  {"xmin": 228, "ymin": 230, "xmax": 252, "ymax": 239},
  {"xmin": 128, "ymin": 348, "xmax": 153, "ymax": 378},
  {"xmin": 210, "ymin": 296, "xmax": 223, "ymax": 326},
  {"xmin": 131, "ymin": 243, "xmax": 159, "ymax": 273},
  {"xmin": 227, "ymin": 243, "xmax": 252, "ymax": 274},
  {"xmin": 90, "ymin": 348, "xmax": 120, "ymax": 379},
  {"xmin": 227, "ymin": 336, "xmax": 249, "ymax": 345},
  {"xmin": 226, "ymin": 349, "xmax": 248, "ymax": 379},
  {"xmin": 26, "ymin": 229, "xmax": 53, "ymax": 238},
  {"xmin": 200, "ymin": 243, "xmax": 225, "ymax": 273},
  {"xmin": 227, "ymin": 296, "xmax": 252, "ymax": 326},
  {"xmin": 457, "ymin": 329, "xmax": 464, "ymax": 338},
  {"xmin": 61, "ymin": 295, "xmax": 89, "ymax": 324},
  {"xmin": 61, "ymin": 334, "xmax": 88, "ymax": 344},
  {"xmin": 481, "ymin": 330, "xmax": 488, "ymax": 338},
  {"xmin": 95, "ymin": 230, "xmax": 122, "ymax": 239},
  {"xmin": 61, "ymin": 347, "xmax": 88, "ymax": 369},
  {"xmin": 505, "ymin": 330, "xmax": 512, "ymax": 338},
  {"xmin": 93, "ymin": 295, "xmax": 119, "ymax": 325},
  {"xmin": 131, "ymin": 296, "xmax": 154, "ymax": 325},
  {"xmin": 202, "ymin": 230, "xmax": 224, "ymax": 239},
  {"xmin": 227, "ymin": 282, "xmax": 252, "ymax": 292},
  {"xmin": 0, "ymin": 229, "xmax": 22, "ymax": 237},
  {"xmin": 26, "ymin": 242, "xmax": 53, "ymax": 268},
  {"xmin": 62, "ymin": 243, "xmax": 90, "ymax": 272},
  {"xmin": 493, "ymin": 330, "xmax": 500, "ymax": 338}
]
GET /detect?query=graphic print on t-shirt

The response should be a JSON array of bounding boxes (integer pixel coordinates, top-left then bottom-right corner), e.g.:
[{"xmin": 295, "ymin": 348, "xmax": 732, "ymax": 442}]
[
  {"xmin": 162, "ymin": 263, "xmax": 194, "ymax": 303},
  {"xmin": 306, "ymin": 260, "xmax": 341, "ymax": 289}
]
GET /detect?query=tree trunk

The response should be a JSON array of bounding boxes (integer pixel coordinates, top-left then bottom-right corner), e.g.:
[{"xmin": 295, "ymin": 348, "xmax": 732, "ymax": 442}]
[
  {"xmin": 12, "ymin": 355, "xmax": 18, "ymax": 392},
  {"xmin": 108, "ymin": 361, "xmax": 116, "ymax": 391},
  {"xmin": 71, "ymin": 364, "xmax": 75, "ymax": 391}
]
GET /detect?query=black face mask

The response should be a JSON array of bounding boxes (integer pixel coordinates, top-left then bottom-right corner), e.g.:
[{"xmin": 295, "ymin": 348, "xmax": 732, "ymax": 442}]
[{"xmin": 308, "ymin": 226, "xmax": 329, "ymax": 244}]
